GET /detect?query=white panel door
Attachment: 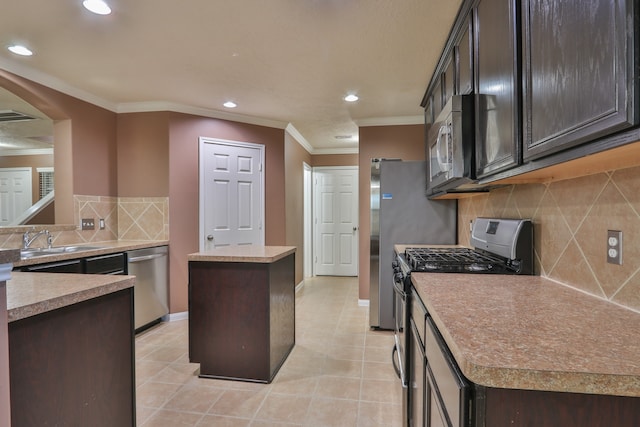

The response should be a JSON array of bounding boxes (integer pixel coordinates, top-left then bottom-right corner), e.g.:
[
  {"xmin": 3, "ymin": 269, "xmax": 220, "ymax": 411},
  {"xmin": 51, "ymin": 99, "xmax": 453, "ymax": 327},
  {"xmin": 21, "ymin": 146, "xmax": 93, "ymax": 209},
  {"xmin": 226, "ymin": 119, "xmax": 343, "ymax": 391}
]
[
  {"xmin": 0, "ymin": 168, "xmax": 32, "ymax": 226},
  {"xmin": 314, "ymin": 167, "xmax": 358, "ymax": 276},
  {"xmin": 199, "ymin": 138, "xmax": 264, "ymax": 250}
]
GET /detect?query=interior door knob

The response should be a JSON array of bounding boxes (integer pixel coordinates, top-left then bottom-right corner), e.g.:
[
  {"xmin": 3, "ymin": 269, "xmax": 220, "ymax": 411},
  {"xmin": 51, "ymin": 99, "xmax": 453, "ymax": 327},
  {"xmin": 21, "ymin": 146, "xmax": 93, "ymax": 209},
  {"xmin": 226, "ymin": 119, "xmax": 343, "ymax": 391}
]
[{"xmin": 207, "ymin": 235, "xmax": 214, "ymax": 241}]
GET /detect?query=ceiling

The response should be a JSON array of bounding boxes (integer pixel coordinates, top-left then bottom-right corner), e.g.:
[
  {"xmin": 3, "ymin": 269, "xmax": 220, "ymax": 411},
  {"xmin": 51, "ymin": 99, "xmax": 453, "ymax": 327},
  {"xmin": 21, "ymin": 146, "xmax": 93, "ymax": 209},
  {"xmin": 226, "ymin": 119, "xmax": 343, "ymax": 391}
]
[{"xmin": 0, "ymin": 0, "xmax": 462, "ymax": 153}]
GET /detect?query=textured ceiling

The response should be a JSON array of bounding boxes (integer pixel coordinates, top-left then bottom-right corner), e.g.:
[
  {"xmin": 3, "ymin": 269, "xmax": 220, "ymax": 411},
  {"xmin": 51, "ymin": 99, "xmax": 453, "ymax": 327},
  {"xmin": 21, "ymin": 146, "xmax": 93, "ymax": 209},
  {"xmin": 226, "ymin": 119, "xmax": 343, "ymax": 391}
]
[{"xmin": 0, "ymin": 0, "xmax": 462, "ymax": 153}]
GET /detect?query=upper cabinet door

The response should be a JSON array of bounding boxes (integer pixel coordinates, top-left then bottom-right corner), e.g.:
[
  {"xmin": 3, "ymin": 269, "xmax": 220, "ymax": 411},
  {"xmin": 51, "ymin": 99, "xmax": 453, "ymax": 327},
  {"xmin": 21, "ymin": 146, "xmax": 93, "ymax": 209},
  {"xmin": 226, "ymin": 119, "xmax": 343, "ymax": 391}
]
[
  {"xmin": 522, "ymin": 0, "xmax": 638, "ymax": 161},
  {"xmin": 474, "ymin": 0, "xmax": 521, "ymax": 178},
  {"xmin": 443, "ymin": 53, "xmax": 456, "ymax": 108},
  {"xmin": 456, "ymin": 16, "xmax": 473, "ymax": 96}
]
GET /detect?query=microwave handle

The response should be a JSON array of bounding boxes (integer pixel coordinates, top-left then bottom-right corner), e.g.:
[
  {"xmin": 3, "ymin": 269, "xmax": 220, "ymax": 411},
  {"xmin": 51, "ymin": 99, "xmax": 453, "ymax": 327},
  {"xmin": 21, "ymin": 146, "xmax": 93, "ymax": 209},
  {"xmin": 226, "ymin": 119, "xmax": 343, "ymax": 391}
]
[{"xmin": 436, "ymin": 124, "xmax": 452, "ymax": 172}]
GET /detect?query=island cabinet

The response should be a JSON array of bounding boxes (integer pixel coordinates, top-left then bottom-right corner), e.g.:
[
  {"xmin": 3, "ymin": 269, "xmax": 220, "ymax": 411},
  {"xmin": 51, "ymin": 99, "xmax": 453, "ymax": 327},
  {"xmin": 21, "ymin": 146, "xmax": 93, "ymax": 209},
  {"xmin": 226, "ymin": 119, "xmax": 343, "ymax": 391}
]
[
  {"xmin": 522, "ymin": 0, "xmax": 638, "ymax": 161},
  {"xmin": 188, "ymin": 246, "xmax": 295, "ymax": 383},
  {"xmin": 6, "ymin": 272, "xmax": 136, "ymax": 427},
  {"xmin": 477, "ymin": 387, "xmax": 640, "ymax": 426}
]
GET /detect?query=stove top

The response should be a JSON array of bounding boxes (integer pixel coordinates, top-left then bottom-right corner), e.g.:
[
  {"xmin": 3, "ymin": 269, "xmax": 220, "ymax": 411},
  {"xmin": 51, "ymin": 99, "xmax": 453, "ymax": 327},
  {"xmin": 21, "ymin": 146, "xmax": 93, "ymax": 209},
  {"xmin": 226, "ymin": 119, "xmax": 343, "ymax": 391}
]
[
  {"xmin": 400, "ymin": 218, "xmax": 534, "ymax": 275},
  {"xmin": 404, "ymin": 247, "xmax": 514, "ymax": 274}
]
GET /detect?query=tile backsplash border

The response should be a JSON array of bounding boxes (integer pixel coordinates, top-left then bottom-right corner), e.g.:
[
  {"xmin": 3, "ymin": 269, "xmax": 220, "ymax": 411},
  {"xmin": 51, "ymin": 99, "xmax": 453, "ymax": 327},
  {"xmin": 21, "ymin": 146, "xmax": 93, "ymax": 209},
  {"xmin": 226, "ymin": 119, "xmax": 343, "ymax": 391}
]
[
  {"xmin": 458, "ymin": 165, "xmax": 640, "ymax": 313},
  {"xmin": 0, "ymin": 196, "xmax": 169, "ymax": 249},
  {"xmin": 74, "ymin": 195, "xmax": 169, "ymax": 243}
]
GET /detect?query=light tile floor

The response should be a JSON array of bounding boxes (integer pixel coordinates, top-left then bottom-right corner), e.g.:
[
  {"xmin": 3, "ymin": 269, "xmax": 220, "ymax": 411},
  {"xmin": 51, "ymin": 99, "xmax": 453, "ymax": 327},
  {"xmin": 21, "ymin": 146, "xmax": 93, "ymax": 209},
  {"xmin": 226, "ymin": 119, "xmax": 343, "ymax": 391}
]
[{"xmin": 135, "ymin": 276, "xmax": 403, "ymax": 427}]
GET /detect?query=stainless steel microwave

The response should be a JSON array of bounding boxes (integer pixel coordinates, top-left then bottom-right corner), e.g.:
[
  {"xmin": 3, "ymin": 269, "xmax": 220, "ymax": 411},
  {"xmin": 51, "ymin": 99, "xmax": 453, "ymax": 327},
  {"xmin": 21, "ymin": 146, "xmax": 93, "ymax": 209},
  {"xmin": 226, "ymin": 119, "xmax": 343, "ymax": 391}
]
[{"xmin": 426, "ymin": 95, "xmax": 476, "ymax": 195}]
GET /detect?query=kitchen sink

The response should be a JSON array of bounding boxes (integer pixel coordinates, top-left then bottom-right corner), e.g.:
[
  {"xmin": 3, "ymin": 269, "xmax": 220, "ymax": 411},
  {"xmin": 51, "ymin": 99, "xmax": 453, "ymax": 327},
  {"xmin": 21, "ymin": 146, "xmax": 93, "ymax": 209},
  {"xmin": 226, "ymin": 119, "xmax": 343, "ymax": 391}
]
[{"xmin": 20, "ymin": 245, "xmax": 107, "ymax": 259}]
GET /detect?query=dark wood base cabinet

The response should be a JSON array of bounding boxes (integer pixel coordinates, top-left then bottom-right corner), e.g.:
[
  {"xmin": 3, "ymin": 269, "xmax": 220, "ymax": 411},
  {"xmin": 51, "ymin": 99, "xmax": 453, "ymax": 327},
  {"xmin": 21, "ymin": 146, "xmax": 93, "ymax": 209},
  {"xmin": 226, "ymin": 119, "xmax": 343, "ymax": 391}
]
[
  {"xmin": 476, "ymin": 387, "xmax": 640, "ymax": 427},
  {"xmin": 9, "ymin": 288, "xmax": 136, "ymax": 427},
  {"xmin": 188, "ymin": 254, "xmax": 295, "ymax": 383}
]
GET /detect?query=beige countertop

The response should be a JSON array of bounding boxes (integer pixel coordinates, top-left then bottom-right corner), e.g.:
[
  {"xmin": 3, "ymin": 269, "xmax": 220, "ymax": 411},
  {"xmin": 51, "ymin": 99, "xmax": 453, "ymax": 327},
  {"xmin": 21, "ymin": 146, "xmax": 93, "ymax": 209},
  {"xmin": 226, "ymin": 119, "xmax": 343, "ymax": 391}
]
[
  {"xmin": 412, "ymin": 273, "xmax": 640, "ymax": 397},
  {"xmin": 13, "ymin": 240, "xmax": 169, "ymax": 267},
  {"xmin": 188, "ymin": 245, "xmax": 296, "ymax": 263},
  {"xmin": 0, "ymin": 249, "xmax": 20, "ymax": 265},
  {"xmin": 6, "ymin": 271, "xmax": 135, "ymax": 322}
]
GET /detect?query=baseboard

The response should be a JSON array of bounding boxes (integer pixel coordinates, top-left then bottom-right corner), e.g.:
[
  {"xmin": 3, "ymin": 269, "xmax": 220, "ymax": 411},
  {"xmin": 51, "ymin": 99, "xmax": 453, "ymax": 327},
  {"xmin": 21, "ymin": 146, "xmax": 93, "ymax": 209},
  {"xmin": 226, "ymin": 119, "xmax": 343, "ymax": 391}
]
[
  {"xmin": 165, "ymin": 311, "xmax": 188, "ymax": 322},
  {"xmin": 295, "ymin": 280, "xmax": 305, "ymax": 293}
]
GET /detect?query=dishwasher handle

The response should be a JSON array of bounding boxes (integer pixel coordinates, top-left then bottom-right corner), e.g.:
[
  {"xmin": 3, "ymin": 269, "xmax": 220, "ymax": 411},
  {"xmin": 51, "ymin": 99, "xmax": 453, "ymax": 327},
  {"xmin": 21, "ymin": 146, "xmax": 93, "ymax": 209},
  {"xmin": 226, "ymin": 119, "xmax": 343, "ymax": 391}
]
[{"xmin": 128, "ymin": 253, "xmax": 166, "ymax": 263}]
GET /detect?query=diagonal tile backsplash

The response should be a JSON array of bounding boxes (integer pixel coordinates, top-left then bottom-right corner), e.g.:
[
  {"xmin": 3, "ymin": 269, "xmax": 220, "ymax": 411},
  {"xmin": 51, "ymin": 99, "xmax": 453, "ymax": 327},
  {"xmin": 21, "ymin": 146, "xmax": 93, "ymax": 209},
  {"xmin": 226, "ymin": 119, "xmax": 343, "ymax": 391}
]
[
  {"xmin": 458, "ymin": 165, "xmax": 640, "ymax": 313},
  {"xmin": 72, "ymin": 195, "xmax": 169, "ymax": 243}
]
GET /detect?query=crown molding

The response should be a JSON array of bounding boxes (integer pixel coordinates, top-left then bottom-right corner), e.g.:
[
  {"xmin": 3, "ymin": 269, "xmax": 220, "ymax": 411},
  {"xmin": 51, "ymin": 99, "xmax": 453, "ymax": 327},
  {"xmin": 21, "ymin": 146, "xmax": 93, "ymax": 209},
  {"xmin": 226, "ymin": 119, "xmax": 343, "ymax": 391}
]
[
  {"xmin": 0, "ymin": 59, "xmax": 288, "ymax": 130},
  {"xmin": 355, "ymin": 115, "xmax": 424, "ymax": 127},
  {"xmin": 0, "ymin": 57, "xmax": 118, "ymax": 112},
  {"xmin": 118, "ymin": 101, "xmax": 288, "ymax": 130},
  {"xmin": 0, "ymin": 148, "xmax": 53, "ymax": 156},
  {"xmin": 310, "ymin": 146, "xmax": 359, "ymax": 155},
  {"xmin": 285, "ymin": 124, "xmax": 314, "ymax": 153}
]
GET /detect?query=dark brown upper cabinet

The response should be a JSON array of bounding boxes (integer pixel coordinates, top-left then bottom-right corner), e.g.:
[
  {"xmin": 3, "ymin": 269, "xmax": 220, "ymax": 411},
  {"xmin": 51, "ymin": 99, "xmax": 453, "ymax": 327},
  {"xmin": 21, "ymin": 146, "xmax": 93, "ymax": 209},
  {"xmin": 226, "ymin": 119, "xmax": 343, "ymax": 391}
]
[
  {"xmin": 424, "ymin": 95, "xmax": 434, "ymax": 128},
  {"xmin": 456, "ymin": 16, "xmax": 474, "ymax": 96},
  {"xmin": 522, "ymin": 0, "xmax": 638, "ymax": 161},
  {"xmin": 474, "ymin": 0, "xmax": 521, "ymax": 179},
  {"xmin": 443, "ymin": 53, "xmax": 456, "ymax": 108},
  {"xmin": 432, "ymin": 77, "xmax": 443, "ymax": 121}
]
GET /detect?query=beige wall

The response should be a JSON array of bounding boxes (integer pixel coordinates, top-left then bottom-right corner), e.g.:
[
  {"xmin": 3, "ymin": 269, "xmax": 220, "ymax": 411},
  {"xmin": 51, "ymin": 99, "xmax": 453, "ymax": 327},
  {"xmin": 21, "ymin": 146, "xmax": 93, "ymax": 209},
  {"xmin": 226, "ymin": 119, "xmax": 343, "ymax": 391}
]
[
  {"xmin": 0, "ymin": 70, "xmax": 117, "ymax": 224},
  {"xmin": 284, "ymin": 132, "xmax": 313, "ymax": 285},
  {"xmin": 357, "ymin": 124, "xmax": 426, "ymax": 300},
  {"xmin": 0, "ymin": 71, "xmax": 290, "ymax": 315},
  {"xmin": 458, "ymin": 164, "xmax": 640, "ymax": 313},
  {"xmin": 167, "ymin": 113, "xmax": 286, "ymax": 312},
  {"xmin": 117, "ymin": 112, "xmax": 170, "ymax": 197},
  {"xmin": 312, "ymin": 153, "xmax": 358, "ymax": 167}
]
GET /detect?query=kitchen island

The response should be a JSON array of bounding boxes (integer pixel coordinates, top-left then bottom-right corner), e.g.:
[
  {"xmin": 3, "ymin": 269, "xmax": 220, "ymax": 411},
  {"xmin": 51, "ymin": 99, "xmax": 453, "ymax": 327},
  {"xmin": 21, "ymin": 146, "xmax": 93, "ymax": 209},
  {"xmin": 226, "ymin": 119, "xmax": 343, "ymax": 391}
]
[
  {"xmin": 412, "ymin": 273, "xmax": 640, "ymax": 426},
  {"xmin": 188, "ymin": 246, "xmax": 296, "ymax": 383},
  {"xmin": 6, "ymin": 271, "xmax": 136, "ymax": 427}
]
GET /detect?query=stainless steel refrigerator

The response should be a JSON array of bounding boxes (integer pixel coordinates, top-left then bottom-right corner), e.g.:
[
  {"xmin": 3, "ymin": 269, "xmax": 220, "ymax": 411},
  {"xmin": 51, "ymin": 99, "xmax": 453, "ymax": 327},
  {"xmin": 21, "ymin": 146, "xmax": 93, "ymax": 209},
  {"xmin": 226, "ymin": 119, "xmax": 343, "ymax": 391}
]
[{"xmin": 369, "ymin": 159, "xmax": 457, "ymax": 329}]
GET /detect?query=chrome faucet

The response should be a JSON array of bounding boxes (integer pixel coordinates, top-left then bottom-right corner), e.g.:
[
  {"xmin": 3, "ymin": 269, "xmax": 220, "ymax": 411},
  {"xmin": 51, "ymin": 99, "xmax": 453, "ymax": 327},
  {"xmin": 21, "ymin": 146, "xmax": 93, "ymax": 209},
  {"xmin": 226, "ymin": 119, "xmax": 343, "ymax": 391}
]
[{"xmin": 22, "ymin": 229, "xmax": 52, "ymax": 249}]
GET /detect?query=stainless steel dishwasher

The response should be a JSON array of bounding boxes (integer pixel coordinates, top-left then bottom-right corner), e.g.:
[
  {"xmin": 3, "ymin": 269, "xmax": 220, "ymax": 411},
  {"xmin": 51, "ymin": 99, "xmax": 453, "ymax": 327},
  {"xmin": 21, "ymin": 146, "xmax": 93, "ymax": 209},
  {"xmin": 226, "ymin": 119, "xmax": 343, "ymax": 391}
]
[{"xmin": 127, "ymin": 246, "xmax": 169, "ymax": 331}]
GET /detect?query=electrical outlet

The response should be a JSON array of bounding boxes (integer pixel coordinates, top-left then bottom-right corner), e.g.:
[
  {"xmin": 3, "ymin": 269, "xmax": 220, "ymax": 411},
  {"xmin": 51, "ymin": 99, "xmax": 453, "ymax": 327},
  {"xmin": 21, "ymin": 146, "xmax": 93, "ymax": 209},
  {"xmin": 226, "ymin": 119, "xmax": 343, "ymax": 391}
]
[
  {"xmin": 81, "ymin": 218, "xmax": 95, "ymax": 230},
  {"xmin": 607, "ymin": 230, "xmax": 622, "ymax": 265}
]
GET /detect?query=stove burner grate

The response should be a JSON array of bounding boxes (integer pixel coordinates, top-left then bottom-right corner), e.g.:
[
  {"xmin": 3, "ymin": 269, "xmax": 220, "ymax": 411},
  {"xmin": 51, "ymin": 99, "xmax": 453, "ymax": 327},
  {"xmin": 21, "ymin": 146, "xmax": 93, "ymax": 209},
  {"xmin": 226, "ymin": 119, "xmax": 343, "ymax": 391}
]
[{"xmin": 404, "ymin": 247, "xmax": 511, "ymax": 273}]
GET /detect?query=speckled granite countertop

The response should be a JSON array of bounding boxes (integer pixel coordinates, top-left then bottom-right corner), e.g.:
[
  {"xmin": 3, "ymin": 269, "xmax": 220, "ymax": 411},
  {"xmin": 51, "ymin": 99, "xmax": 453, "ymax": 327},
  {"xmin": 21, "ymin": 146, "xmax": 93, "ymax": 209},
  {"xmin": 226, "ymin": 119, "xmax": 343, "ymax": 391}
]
[
  {"xmin": 412, "ymin": 273, "xmax": 640, "ymax": 397},
  {"xmin": 0, "ymin": 249, "xmax": 20, "ymax": 265},
  {"xmin": 6, "ymin": 272, "xmax": 135, "ymax": 322},
  {"xmin": 188, "ymin": 246, "xmax": 296, "ymax": 263},
  {"xmin": 13, "ymin": 240, "xmax": 169, "ymax": 267}
]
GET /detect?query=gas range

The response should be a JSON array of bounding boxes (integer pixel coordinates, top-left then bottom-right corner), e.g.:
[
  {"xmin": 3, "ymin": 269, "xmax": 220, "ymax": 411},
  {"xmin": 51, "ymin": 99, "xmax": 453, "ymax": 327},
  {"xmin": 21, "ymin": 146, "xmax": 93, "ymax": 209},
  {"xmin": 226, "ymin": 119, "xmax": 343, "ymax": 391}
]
[{"xmin": 399, "ymin": 218, "xmax": 534, "ymax": 276}]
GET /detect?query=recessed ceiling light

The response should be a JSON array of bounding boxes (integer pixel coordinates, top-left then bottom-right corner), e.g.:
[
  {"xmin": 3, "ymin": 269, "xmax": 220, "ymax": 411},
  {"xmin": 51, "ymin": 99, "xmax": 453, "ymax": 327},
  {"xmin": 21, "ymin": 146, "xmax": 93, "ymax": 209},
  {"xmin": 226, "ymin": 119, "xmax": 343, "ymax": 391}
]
[
  {"xmin": 83, "ymin": 0, "xmax": 112, "ymax": 15},
  {"xmin": 223, "ymin": 101, "xmax": 237, "ymax": 108},
  {"xmin": 344, "ymin": 94, "xmax": 359, "ymax": 102},
  {"xmin": 8, "ymin": 45, "xmax": 33, "ymax": 56}
]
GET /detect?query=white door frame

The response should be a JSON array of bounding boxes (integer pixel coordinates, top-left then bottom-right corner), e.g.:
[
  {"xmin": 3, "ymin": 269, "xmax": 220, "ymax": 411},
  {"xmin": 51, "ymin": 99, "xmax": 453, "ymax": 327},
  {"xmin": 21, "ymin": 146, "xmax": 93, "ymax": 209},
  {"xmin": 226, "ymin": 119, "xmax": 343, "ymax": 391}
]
[
  {"xmin": 198, "ymin": 137, "xmax": 265, "ymax": 251},
  {"xmin": 312, "ymin": 165, "xmax": 359, "ymax": 276},
  {"xmin": 303, "ymin": 162, "xmax": 313, "ymax": 277}
]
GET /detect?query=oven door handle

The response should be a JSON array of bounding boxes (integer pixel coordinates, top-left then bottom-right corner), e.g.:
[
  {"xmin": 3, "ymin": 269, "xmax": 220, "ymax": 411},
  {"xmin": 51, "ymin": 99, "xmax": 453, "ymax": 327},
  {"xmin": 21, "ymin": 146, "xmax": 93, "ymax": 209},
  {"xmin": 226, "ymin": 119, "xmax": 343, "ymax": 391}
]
[
  {"xmin": 392, "ymin": 279, "xmax": 407, "ymax": 298},
  {"xmin": 391, "ymin": 344, "xmax": 401, "ymax": 379}
]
